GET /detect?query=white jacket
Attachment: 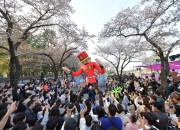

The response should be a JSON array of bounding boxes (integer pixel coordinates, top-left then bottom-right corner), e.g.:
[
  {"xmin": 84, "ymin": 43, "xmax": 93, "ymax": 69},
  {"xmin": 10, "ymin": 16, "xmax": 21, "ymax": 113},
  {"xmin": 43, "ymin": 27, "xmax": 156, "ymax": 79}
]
[{"xmin": 79, "ymin": 118, "xmax": 91, "ymax": 130}]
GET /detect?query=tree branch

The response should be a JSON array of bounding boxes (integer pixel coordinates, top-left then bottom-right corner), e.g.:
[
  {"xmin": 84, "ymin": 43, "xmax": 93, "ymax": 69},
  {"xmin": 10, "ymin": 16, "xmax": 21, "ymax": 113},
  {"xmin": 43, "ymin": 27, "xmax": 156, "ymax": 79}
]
[
  {"xmin": 34, "ymin": 52, "xmax": 55, "ymax": 68},
  {"xmin": 121, "ymin": 60, "xmax": 131, "ymax": 73},
  {"xmin": 0, "ymin": 8, "xmax": 9, "ymax": 23},
  {"xmin": 14, "ymin": 23, "xmax": 59, "ymax": 50},
  {"xmin": 0, "ymin": 45, "xmax": 9, "ymax": 52},
  {"xmin": 101, "ymin": 55, "xmax": 117, "ymax": 69},
  {"xmin": 118, "ymin": 28, "xmax": 144, "ymax": 37},
  {"xmin": 14, "ymin": 6, "xmax": 59, "ymax": 49},
  {"xmin": 58, "ymin": 47, "xmax": 77, "ymax": 69},
  {"xmin": 143, "ymin": 0, "xmax": 174, "ymax": 33},
  {"xmin": 61, "ymin": 52, "xmax": 73, "ymax": 65},
  {"xmin": 31, "ymin": 23, "xmax": 59, "ymax": 30},
  {"xmin": 166, "ymin": 39, "xmax": 180, "ymax": 58},
  {"xmin": 121, "ymin": 57, "xmax": 128, "ymax": 69},
  {"xmin": 143, "ymin": 33, "xmax": 162, "ymax": 53}
]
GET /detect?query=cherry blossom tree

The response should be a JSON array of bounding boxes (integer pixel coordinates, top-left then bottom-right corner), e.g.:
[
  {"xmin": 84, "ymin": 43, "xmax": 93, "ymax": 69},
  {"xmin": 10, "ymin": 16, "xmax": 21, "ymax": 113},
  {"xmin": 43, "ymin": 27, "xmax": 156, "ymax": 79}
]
[
  {"xmin": 100, "ymin": 0, "xmax": 180, "ymax": 90},
  {"xmin": 95, "ymin": 37, "xmax": 143, "ymax": 83},
  {"xmin": 0, "ymin": 0, "xmax": 73, "ymax": 100},
  {"xmin": 32, "ymin": 26, "xmax": 92, "ymax": 79}
]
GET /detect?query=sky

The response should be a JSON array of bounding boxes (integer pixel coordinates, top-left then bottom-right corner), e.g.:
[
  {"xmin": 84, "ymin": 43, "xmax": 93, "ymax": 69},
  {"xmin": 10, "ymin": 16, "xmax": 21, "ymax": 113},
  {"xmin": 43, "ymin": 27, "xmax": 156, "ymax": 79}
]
[
  {"xmin": 70, "ymin": 0, "xmax": 142, "ymax": 71},
  {"xmin": 70, "ymin": 0, "xmax": 179, "ymax": 71},
  {"xmin": 70, "ymin": 0, "xmax": 140, "ymax": 35}
]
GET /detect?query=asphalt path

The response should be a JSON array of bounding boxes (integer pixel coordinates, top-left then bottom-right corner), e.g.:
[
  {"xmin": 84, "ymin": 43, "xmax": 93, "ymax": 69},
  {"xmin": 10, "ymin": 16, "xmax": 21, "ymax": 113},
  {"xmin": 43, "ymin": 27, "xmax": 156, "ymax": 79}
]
[
  {"xmin": 0, "ymin": 82, "xmax": 107, "ymax": 93},
  {"xmin": 71, "ymin": 86, "xmax": 107, "ymax": 92}
]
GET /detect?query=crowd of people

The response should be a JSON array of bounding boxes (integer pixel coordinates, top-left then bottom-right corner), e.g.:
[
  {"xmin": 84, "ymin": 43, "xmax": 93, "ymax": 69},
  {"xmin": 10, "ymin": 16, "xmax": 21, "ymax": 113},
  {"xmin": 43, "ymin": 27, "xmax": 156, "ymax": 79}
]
[{"xmin": 0, "ymin": 73, "xmax": 180, "ymax": 130}]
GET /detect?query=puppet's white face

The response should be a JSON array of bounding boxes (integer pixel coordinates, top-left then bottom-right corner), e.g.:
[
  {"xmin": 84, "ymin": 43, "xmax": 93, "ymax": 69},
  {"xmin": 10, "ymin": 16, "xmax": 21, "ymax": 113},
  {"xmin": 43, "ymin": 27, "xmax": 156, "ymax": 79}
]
[{"xmin": 82, "ymin": 58, "xmax": 91, "ymax": 65}]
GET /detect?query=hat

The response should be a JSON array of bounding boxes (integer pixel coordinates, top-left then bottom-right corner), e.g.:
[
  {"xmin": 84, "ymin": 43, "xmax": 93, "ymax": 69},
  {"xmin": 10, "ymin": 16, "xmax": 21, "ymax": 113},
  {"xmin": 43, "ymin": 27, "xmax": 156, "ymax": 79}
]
[{"xmin": 77, "ymin": 51, "xmax": 90, "ymax": 63}]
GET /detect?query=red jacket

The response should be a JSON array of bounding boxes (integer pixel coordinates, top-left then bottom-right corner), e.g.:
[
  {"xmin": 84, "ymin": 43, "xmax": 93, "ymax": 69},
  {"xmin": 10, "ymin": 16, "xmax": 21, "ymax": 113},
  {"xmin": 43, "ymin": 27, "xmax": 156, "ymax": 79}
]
[{"xmin": 72, "ymin": 62, "xmax": 105, "ymax": 84}]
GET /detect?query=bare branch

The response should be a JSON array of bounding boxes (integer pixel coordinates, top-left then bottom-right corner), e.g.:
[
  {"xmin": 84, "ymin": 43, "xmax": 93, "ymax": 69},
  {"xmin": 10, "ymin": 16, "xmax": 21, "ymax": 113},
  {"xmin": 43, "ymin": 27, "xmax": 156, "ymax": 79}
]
[
  {"xmin": 103, "ymin": 56, "xmax": 117, "ymax": 68},
  {"xmin": 58, "ymin": 47, "xmax": 77, "ymax": 68},
  {"xmin": 0, "ymin": 8, "xmax": 10, "ymax": 23},
  {"xmin": 0, "ymin": 45, "xmax": 9, "ymax": 52},
  {"xmin": 14, "ymin": 23, "xmax": 58, "ymax": 50},
  {"xmin": 143, "ymin": 33, "xmax": 163, "ymax": 53},
  {"xmin": 61, "ymin": 52, "xmax": 73, "ymax": 65},
  {"xmin": 144, "ymin": 0, "xmax": 175, "ymax": 33},
  {"xmin": 166, "ymin": 39, "xmax": 180, "ymax": 58},
  {"xmin": 13, "ymin": 6, "xmax": 60, "ymax": 49},
  {"xmin": 33, "ymin": 52, "xmax": 55, "ymax": 68},
  {"xmin": 121, "ymin": 58, "xmax": 131, "ymax": 70},
  {"xmin": 117, "ymin": 28, "xmax": 144, "ymax": 37}
]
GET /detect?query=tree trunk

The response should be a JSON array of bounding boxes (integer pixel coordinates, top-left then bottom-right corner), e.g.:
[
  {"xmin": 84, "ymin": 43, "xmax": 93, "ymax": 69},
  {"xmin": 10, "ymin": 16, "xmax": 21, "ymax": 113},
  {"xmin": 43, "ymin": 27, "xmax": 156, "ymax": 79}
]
[
  {"xmin": 116, "ymin": 68, "xmax": 121, "ymax": 86},
  {"xmin": 6, "ymin": 21, "xmax": 19, "ymax": 101},
  {"xmin": 164, "ymin": 58, "xmax": 170, "ymax": 77},
  {"xmin": 40, "ymin": 72, "xmax": 44, "ymax": 82},
  {"xmin": 15, "ymin": 56, "xmax": 22, "ymax": 81},
  {"xmin": 119, "ymin": 68, "xmax": 124, "ymax": 85},
  {"xmin": 54, "ymin": 68, "xmax": 58, "ymax": 80},
  {"xmin": 9, "ymin": 43, "xmax": 18, "ymax": 101},
  {"xmin": 51, "ymin": 62, "xmax": 58, "ymax": 80},
  {"xmin": 160, "ymin": 54, "xmax": 169, "ymax": 94}
]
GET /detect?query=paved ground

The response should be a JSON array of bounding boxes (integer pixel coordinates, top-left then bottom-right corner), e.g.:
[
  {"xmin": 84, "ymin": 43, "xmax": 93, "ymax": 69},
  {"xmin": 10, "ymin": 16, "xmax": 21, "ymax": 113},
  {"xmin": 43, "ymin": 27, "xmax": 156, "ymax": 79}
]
[
  {"xmin": 0, "ymin": 82, "xmax": 107, "ymax": 92},
  {"xmin": 71, "ymin": 86, "xmax": 107, "ymax": 92}
]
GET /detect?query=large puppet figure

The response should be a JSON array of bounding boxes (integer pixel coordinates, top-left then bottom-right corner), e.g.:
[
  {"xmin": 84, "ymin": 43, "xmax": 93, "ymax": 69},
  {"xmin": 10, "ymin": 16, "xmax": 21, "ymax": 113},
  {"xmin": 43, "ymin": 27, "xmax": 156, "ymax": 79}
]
[
  {"xmin": 62, "ymin": 51, "xmax": 105, "ymax": 103},
  {"xmin": 62, "ymin": 51, "xmax": 105, "ymax": 87}
]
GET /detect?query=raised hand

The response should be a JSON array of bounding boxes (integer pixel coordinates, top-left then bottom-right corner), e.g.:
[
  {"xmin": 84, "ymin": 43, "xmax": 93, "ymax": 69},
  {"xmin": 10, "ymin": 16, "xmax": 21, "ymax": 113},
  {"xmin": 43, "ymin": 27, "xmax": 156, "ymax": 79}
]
[
  {"xmin": 7, "ymin": 102, "xmax": 17, "ymax": 115},
  {"xmin": 80, "ymin": 106, "xmax": 87, "ymax": 118},
  {"xmin": 62, "ymin": 67, "xmax": 71, "ymax": 74},
  {"xmin": 95, "ymin": 58, "xmax": 103, "ymax": 66},
  {"xmin": 45, "ymin": 103, "xmax": 50, "ymax": 111}
]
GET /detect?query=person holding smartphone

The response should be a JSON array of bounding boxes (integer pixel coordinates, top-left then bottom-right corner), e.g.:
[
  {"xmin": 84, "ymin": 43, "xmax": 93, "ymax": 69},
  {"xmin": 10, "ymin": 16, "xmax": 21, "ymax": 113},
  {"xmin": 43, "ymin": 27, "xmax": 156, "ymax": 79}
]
[{"xmin": 0, "ymin": 102, "xmax": 17, "ymax": 130}]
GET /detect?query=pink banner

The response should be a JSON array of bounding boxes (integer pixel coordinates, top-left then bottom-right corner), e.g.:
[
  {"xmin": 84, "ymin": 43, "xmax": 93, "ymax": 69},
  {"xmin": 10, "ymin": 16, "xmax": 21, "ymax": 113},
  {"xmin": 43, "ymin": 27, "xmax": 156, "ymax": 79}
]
[{"xmin": 139, "ymin": 61, "xmax": 180, "ymax": 70}]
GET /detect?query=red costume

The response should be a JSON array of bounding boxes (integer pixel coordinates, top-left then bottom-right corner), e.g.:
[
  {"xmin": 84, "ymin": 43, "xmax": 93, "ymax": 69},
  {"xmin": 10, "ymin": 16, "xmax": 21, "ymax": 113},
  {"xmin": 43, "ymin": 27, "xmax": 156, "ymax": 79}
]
[
  {"xmin": 62, "ymin": 51, "xmax": 105, "ymax": 104},
  {"xmin": 71, "ymin": 51, "xmax": 105, "ymax": 85}
]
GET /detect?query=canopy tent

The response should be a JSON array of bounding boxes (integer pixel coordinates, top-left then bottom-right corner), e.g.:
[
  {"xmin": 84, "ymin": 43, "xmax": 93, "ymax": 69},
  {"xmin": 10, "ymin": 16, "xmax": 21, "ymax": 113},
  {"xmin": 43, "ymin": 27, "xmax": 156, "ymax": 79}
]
[{"xmin": 139, "ymin": 61, "xmax": 180, "ymax": 70}]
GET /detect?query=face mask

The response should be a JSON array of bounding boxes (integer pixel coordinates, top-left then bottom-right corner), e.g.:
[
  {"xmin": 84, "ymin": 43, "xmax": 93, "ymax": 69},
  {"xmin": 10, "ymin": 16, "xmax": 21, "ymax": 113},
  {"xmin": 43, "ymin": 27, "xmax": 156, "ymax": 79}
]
[{"xmin": 138, "ymin": 102, "xmax": 142, "ymax": 105}]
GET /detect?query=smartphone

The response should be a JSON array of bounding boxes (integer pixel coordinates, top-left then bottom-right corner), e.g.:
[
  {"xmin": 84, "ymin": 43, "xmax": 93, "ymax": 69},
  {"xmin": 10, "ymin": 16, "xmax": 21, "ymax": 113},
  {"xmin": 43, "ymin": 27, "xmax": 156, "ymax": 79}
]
[
  {"xmin": 80, "ymin": 105, "xmax": 85, "ymax": 111},
  {"xmin": 16, "ymin": 101, "xmax": 19, "ymax": 107}
]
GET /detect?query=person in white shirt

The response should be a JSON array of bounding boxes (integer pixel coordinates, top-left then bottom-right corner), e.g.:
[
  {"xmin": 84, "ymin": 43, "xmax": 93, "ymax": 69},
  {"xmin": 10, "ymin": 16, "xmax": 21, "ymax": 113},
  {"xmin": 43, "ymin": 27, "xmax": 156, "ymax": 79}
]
[
  {"xmin": 123, "ymin": 92, "xmax": 129, "ymax": 111},
  {"xmin": 60, "ymin": 93, "xmax": 66, "ymax": 104},
  {"xmin": 79, "ymin": 106, "xmax": 92, "ymax": 130}
]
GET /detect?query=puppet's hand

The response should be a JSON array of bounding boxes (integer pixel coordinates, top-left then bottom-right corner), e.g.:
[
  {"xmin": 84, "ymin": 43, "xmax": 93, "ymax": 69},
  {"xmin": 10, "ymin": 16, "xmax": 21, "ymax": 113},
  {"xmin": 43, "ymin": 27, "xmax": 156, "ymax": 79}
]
[
  {"xmin": 62, "ymin": 67, "xmax": 71, "ymax": 74},
  {"xmin": 95, "ymin": 58, "xmax": 103, "ymax": 66}
]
